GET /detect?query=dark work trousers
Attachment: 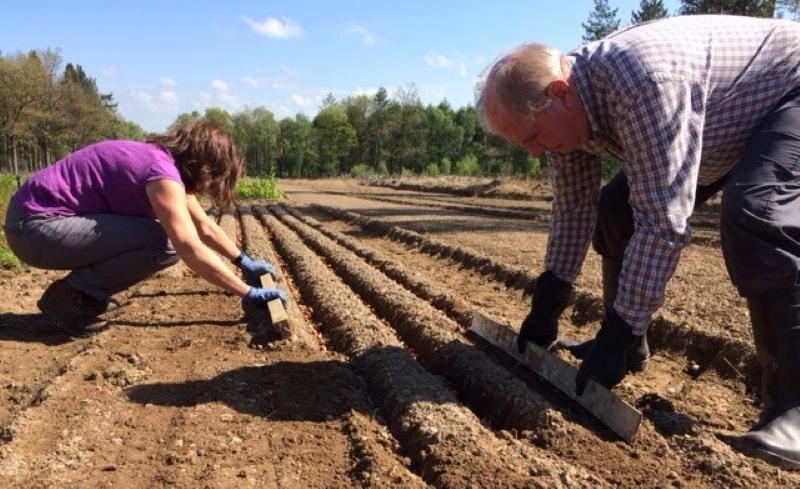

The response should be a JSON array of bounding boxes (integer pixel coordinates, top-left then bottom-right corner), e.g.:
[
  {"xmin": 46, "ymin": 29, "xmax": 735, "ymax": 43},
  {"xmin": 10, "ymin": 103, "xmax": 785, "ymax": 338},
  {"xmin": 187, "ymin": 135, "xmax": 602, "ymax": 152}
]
[
  {"xmin": 593, "ymin": 86, "xmax": 800, "ymax": 300},
  {"xmin": 592, "ymin": 173, "xmax": 727, "ymax": 312},
  {"xmin": 3, "ymin": 199, "xmax": 179, "ymax": 302}
]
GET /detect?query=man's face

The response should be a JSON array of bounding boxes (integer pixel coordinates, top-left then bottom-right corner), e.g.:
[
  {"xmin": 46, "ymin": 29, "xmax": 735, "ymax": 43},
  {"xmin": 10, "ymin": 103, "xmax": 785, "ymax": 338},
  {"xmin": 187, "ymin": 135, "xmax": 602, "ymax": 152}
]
[{"xmin": 486, "ymin": 82, "xmax": 591, "ymax": 157}]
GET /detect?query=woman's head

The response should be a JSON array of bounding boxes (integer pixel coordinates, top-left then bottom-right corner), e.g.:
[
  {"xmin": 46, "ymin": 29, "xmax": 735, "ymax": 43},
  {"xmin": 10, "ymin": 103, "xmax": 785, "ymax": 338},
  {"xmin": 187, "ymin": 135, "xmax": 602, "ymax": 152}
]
[{"xmin": 148, "ymin": 119, "xmax": 243, "ymax": 208}]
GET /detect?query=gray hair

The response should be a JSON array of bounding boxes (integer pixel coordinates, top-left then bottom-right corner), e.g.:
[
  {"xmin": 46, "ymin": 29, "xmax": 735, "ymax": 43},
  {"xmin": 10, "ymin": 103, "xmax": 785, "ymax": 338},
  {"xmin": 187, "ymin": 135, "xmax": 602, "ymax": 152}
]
[{"xmin": 475, "ymin": 43, "xmax": 565, "ymax": 134}]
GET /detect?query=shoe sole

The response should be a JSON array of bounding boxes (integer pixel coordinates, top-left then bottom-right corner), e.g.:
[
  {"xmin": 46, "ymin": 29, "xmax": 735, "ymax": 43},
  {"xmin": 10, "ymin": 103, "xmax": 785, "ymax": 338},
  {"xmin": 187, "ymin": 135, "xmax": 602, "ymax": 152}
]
[
  {"xmin": 626, "ymin": 357, "xmax": 650, "ymax": 373},
  {"xmin": 56, "ymin": 319, "xmax": 109, "ymax": 338},
  {"xmin": 735, "ymin": 438, "xmax": 800, "ymax": 470}
]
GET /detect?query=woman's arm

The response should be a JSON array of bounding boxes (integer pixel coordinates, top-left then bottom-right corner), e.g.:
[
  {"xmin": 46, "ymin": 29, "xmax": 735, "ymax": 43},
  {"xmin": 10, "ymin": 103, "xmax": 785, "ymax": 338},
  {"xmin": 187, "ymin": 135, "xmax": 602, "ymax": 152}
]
[
  {"xmin": 185, "ymin": 194, "xmax": 240, "ymax": 259},
  {"xmin": 146, "ymin": 180, "xmax": 249, "ymax": 297}
]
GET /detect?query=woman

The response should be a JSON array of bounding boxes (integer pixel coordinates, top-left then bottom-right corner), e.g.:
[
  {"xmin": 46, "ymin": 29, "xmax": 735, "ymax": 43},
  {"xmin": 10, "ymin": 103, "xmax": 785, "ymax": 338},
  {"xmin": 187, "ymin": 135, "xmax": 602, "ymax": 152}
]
[{"xmin": 3, "ymin": 119, "xmax": 286, "ymax": 336}]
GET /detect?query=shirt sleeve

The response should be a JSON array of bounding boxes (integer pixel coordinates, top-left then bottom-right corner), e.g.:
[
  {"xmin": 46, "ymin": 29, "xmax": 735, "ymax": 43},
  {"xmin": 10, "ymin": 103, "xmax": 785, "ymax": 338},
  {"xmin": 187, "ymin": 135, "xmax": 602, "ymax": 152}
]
[
  {"xmin": 144, "ymin": 155, "xmax": 185, "ymax": 188},
  {"xmin": 543, "ymin": 151, "xmax": 601, "ymax": 282},
  {"xmin": 613, "ymin": 79, "xmax": 704, "ymax": 334}
]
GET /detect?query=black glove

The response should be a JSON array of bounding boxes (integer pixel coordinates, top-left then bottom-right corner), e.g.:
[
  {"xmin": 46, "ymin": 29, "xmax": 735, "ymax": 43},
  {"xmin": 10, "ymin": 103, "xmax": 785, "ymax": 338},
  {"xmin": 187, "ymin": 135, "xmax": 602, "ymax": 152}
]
[
  {"xmin": 517, "ymin": 270, "xmax": 572, "ymax": 353},
  {"xmin": 575, "ymin": 309, "xmax": 639, "ymax": 396}
]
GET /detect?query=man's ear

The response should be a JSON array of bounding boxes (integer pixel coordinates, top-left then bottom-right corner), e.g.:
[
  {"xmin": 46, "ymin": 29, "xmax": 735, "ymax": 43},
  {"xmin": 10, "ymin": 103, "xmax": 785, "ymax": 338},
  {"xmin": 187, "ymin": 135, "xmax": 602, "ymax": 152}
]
[{"xmin": 545, "ymin": 79, "xmax": 569, "ymax": 99}]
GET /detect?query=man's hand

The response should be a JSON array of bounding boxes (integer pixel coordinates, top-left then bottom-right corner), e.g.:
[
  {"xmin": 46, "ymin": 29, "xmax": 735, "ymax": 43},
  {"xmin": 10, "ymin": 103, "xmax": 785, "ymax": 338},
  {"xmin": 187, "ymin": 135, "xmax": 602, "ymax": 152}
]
[
  {"xmin": 243, "ymin": 286, "xmax": 288, "ymax": 309},
  {"xmin": 234, "ymin": 252, "xmax": 277, "ymax": 286},
  {"xmin": 574, "ymin": 309, "xmax": 639, "ymax": 396},
  {"xmin": 517, "ymin": 270, "xmax": 572, "ymax": 353}
]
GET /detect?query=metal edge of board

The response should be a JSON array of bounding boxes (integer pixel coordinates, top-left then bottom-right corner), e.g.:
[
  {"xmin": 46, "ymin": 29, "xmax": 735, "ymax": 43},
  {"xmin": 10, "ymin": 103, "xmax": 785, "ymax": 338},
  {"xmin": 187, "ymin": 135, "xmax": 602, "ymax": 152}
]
[{"xmin": 469, "ymin": 312, "xmax": 642, "ymax": 442}]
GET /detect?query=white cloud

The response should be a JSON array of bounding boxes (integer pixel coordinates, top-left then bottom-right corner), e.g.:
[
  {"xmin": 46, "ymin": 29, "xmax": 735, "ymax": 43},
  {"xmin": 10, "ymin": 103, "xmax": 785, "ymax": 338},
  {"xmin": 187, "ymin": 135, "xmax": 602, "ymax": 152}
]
[
  {"xmin": 160, "ymin": 91, "xmax": 178, "ymax": 106},
  {"xmin": 100, "ymin": 66, "xmax": 118, "ymax": 77},
  {"xmin": 242, "ymin": 16, "xmax": 302, "ymax": 39},
  {"xmin": 291, "ymin": 94, "xmax": 312, "ymax": 107},
  {"xmin": 160, "ymin": 77, "xmax": 177, "ymax": 88},
  {"xmin": 241, "ymin": 76, "xmax": 259, "ymax": 88},
  {"xmin": 424, "ymin": 52, "xmax": 468, "ymax": 76},
  {"xmin": 281, "ymin": 65, "xmax": 300, "ymax": 77},
  {"xmin": 211, "ymin": 79, "xmax": 230, "ymax": 92},
  {"xmin": 345, "ymin": 25, "xmax": 376, "ymax": 45},
  {"xmin": 353, "ymin": 87, "xmax": 375, "ymax": 97}
]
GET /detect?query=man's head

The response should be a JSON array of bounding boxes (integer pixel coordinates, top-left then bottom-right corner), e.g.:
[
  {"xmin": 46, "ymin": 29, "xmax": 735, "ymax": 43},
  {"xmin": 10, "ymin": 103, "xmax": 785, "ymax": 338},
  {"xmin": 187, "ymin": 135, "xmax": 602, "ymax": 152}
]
[{"xmin": 475, "ymin": 43, "xmax": 591, "ymax": 157}]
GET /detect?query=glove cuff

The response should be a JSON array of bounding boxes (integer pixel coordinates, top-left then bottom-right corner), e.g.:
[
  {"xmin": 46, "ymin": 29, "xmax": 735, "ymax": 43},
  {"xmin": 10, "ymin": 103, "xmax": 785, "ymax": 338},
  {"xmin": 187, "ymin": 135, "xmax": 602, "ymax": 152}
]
[
  {"xmin": 232, "ymin": 252, "xmax": 247, "ymax": 265},
  {"xmin": 597, "ymin": 309, "xmax": 638, "ymax": 347},
  {"xmin": 531, "ymin": 270, "xmax": 573, "ymax": 312}
]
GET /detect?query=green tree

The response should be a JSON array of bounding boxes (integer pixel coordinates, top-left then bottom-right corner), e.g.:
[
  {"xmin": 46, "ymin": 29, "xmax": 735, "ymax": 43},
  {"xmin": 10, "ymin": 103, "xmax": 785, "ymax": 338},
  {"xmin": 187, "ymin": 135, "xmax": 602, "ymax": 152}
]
[
  {"xmin": 632, "ymin": 0, "xmax": 670, "ymax": 23},
  {"xmin": 385, "ymin": 84, "xmax": 426, "ymax": 174},
  {"xmin": 367, "ymin": 87, "xmax": 390, "ymax": 169},
  {"xmin": 313, "ymin": 103, "xmax": 356, "ymax": 176},
  {"xmin": 582, "ymin": 0, "xmax": 621, "ymax": 42},
  {"xmin": 204, "ymin": 107, "xmax": 234, "ymax": 132},
  {"xmin": 278, "ymin": 114, "xmax": 316, "ymax": 177},
  {"xmin": 342, "ymin": 95, "xmax": 371, "ymax": 169},
  {"xmin": 170, "ymin": 111, "xmax": 201, "ymax": 129},
  {"xmin": 424, "ymin": 100, "xmax": 463, "ymax": 165},
  {"xmin": 231, "ymin": 107, "xmax": 278, "ymax": 176}
]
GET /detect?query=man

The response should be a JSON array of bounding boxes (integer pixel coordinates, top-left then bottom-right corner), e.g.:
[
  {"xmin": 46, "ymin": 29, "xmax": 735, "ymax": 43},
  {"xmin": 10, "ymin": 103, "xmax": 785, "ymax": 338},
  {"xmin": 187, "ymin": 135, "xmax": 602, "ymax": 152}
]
[{"xmin": 476, "ymin": 15, "xmax": 800, "ymax": 469}]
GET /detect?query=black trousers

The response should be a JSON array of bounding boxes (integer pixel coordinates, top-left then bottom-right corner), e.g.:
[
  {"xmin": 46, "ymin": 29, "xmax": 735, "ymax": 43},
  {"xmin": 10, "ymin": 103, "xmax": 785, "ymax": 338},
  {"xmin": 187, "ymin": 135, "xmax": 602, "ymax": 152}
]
[{"xmin": 593, "ymin": 87, "xmax": 800, "ymax": 299}]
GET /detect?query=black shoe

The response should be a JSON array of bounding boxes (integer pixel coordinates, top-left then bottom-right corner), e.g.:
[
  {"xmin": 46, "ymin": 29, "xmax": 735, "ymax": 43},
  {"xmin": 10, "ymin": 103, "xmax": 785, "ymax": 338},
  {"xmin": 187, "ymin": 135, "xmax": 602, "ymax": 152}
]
[
  {"xmin": 38, "ymin": 280, "xmax": 111, "ymax": 337},
  {"xmin": 555, "ymin": 334, "xmax": 650, "ymax": 372},
  {"xmin": 38, "ymin": 279, "xmax": 111, "ymax": 318},
  {"xmin": 736, "ymin": 406, "xmax": 800, "ymax": 470},
  {"xmin": 55, "ymin": 317, "xmax": 109, "ymax": 338}
]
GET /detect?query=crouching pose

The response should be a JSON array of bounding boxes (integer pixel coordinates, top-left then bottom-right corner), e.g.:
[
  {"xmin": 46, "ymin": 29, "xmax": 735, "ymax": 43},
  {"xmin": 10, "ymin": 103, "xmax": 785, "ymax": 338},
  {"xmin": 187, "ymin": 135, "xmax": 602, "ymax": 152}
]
[
  {"xmin": 4, "ymin": 120, "xmax": 286, "ymax": 335},
  {"xmin": 477, "ymin": 15, "xmax": 800, "ymax": 468}
]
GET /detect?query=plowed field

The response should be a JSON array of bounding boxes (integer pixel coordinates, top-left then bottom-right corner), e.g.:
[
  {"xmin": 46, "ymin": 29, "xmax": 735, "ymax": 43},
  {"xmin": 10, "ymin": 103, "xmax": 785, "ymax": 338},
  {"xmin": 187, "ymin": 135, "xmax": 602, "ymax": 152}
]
[{"xmin": 0, "ymin": 178, "xmax": 793, "ymax": 487}]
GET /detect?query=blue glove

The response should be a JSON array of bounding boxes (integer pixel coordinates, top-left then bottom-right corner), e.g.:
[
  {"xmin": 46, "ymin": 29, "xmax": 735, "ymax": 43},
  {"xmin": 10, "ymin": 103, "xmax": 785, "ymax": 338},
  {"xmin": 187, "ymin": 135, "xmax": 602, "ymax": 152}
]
[
  {"xmin": 234, "ymin": 252, "xmax": 277, "ymax": 286},
  {"xmin": 574, "ymin": 309, "xmax": 639, "ymax": 396},
  {"xmin": 243, "ymin": 286, "xmax": 288, "ymax": 309}
]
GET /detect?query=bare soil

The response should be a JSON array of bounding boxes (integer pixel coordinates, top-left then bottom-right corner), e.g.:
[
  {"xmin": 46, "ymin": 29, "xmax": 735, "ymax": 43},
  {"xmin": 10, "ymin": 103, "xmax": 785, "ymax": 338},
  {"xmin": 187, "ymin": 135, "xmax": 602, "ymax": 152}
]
[{"xmin": 0, "ymin": 177, "xmax": 794, "ymax": 487}]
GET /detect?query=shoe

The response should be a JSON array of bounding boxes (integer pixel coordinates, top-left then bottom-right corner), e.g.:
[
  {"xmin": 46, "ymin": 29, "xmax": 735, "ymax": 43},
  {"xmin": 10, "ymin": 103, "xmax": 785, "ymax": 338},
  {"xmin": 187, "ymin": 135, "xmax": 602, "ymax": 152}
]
[
  {"xmin": 38, "ymin": 279, "xmax": 110, "ymax": 318},
  {"xmin": 38, "ymin": 280, "xmax": 111, "ymax": 337},
  {"xmin": 555, "ymin": 334, "xmax": 650, "ymax": 372},
  {"xmin": 55, "ymin": 317, "xmax": 109, "ymax": 338},
  {"xmin": 736, "ymin": 406, "xmax": 800, "ymax": 470}
]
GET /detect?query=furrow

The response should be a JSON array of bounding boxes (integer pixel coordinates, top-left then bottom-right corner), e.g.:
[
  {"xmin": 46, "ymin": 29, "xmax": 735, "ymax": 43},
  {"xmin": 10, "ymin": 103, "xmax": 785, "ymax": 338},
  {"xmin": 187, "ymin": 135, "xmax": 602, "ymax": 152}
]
[{"xmin": 254, "ymin": 205, "xmax": 600, "ymax": 488}]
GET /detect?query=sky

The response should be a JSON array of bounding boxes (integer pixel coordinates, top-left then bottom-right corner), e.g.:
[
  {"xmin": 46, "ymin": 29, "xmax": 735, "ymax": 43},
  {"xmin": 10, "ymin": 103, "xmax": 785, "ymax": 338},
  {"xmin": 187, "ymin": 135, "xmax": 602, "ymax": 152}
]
[{"xmin": 2, "ymin": 0, "xmax": 681, "ymax": 133}]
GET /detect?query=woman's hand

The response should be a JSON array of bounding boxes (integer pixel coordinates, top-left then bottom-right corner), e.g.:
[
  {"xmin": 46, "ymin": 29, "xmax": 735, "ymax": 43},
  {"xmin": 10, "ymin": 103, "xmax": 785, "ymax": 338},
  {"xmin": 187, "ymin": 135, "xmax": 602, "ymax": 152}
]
[{"xmin": 234, "ymin": 252, "xmax": 278, "ymax": 286}]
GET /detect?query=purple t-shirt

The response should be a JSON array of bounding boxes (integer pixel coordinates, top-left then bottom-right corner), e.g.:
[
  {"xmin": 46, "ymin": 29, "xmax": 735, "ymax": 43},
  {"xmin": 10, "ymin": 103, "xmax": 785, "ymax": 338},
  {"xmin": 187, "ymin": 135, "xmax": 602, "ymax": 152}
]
[{"xmin": 12, "ymin": 140, "xmax": 184, "ymax": 218}]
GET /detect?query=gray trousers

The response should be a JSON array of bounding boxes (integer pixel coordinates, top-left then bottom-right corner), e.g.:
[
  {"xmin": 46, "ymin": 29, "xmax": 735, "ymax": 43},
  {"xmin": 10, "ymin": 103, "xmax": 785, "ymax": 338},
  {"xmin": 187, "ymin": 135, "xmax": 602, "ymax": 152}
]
[{"xmin": 3, "ymin": 200, "xmax": 179, "ymax": 302}]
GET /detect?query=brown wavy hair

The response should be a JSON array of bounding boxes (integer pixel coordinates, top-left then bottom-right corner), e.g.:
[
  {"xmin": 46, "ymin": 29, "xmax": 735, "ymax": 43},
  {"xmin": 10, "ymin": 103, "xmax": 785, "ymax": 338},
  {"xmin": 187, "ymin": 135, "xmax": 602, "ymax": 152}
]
[{"xmin": 147, "ymin": 119, "xmax": 243, "ymax": 208}]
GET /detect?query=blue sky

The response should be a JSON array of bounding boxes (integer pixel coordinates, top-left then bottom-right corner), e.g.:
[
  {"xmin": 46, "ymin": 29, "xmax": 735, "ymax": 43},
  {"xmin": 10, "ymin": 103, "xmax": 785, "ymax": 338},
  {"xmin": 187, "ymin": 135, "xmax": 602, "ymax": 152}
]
[{"xmin": 2, "ymin": 0, "xmax": 680, "ymax": 132}]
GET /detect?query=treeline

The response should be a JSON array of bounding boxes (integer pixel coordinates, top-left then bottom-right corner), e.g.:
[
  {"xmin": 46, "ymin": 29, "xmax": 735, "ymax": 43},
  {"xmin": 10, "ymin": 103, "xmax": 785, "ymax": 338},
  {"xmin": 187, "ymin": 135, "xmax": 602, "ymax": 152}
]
[
  {"xmin": 3, "ymin": 0, "xmax": 798, "ymax": 180},
  {"xmin": 171, "ymin": 87, "xmax": 538, "ymax": 179},
  {"xmin": 0, "ymin": 49, "xmax": 145, "ymax": 175}
]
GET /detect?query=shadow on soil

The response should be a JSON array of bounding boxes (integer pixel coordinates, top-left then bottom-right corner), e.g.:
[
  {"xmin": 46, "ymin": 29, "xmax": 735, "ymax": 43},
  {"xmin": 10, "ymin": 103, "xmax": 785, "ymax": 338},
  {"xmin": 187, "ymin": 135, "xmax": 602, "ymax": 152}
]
[
  {"xmin": 125, "ymin": 360, "xmax": 371, "ymax": 421},
  {"xmin": 0, "ymin": 313, "xmax": 74, "ymax": 345}
]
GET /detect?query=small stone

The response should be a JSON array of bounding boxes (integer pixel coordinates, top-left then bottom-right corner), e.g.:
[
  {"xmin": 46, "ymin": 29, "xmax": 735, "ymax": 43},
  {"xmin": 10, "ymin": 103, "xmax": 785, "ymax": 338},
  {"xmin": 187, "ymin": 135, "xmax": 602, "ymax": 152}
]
[
  {"xmin": 101, "ymin": 464, "xmax": 116, "ymax": 472},
  {"xmin": 237, "ymin": 470, "xmax": 247, "ymax": 478}
]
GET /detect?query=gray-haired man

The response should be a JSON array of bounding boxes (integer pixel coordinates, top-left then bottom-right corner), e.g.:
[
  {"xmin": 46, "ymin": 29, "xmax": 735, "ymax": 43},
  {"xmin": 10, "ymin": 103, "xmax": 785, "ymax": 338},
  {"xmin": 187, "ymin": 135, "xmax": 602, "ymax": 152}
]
[{"xmin": 477, "ymin": 15, "xmax": 800, "ymax": 468}]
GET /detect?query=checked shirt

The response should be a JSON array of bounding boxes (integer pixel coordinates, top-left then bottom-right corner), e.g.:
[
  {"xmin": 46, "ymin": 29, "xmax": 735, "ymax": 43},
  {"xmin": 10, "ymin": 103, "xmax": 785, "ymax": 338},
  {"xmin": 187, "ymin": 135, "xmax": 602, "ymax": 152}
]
[{"xmin": 544, "ymin": 15, "xmax": 800, "ymax": 334}]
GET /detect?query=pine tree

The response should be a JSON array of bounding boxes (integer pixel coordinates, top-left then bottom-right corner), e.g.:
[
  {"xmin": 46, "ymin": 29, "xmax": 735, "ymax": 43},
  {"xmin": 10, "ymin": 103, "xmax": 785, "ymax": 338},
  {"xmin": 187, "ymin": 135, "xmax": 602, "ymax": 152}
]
[
  {"xmin": 582, "ymin": 0, "xmax": 622, "ymax": 43},
  {"xmin": 631, "ymin": 0, "xmax": 669, "ymax": 23}
]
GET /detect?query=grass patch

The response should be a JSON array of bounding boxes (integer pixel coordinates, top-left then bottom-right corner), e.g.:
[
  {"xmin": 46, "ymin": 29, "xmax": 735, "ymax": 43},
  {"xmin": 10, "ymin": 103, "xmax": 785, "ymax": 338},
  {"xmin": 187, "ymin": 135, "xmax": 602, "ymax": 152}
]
[
  {"xmin": 236, "ymin": 175, "xmax": 282, "ymax": 200},
  {"xmin": 0, "ymin": 174, "xmax": 22, "ymax": 269}
]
